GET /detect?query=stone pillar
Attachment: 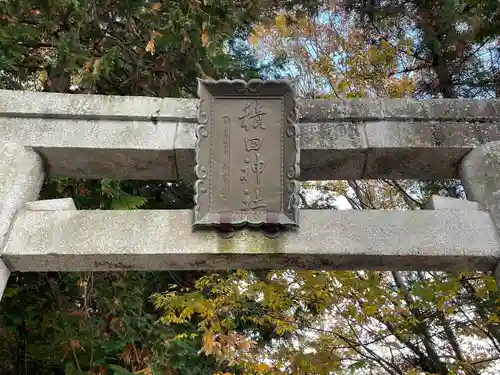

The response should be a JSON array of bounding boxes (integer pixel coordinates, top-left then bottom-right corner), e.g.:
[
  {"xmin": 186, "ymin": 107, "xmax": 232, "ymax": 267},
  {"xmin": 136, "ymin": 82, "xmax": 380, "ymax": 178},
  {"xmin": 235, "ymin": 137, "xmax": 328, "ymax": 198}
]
[
  {"xmin": 459, "ymin": 141, "xmax": 500, "ymax": 286},
  {"xmin": 460, "ymin": 142, "xmax": 500, "ymax": 229},
  {"xmin": 0, "ymin": 142, "xmax": 45, "ymax": 300}
]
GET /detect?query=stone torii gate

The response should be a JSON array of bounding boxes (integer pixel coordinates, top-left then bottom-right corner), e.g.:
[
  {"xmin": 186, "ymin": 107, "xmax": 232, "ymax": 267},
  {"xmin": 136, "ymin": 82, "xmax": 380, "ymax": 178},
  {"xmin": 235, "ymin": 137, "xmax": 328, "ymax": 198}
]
[{"xmin": 1, "ymin": 88, "xmax": 500, "ymax": 300}]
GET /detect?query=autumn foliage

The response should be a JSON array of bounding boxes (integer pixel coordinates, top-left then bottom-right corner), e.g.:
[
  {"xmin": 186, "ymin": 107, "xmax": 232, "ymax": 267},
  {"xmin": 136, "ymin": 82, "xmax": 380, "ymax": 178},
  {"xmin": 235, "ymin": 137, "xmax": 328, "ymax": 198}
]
[{"xmin": 0, "ymin": 0, "xmax": 500, "ymax": 374}]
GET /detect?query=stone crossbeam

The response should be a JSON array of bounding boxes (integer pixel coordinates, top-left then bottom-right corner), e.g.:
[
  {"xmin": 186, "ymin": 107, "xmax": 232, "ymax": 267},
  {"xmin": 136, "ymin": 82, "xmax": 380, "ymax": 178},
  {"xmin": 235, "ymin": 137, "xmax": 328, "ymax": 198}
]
[
  {"xmin": 3, "ymin": 209, "xmax": 499, "ymax": 272},
  {"xmin": 1, "ymin": 90, "xmax": 500, "ymax": 181}
]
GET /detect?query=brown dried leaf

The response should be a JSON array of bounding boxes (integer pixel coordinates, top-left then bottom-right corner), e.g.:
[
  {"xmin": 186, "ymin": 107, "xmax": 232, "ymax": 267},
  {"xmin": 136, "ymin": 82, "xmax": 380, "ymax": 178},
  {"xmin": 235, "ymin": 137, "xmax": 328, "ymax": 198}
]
[
  {"xmin": 93, "ymin": 58, "xmax": 101, "ymax": 75},
  {"xmin": 67, "ymin": 310, "xmax": 87, "ymax": 319},
  {"xmin": 69, "ymin": 339, "xmax": 85, "ymax": 351},
  {"xmin": 201, "ymin": 22, "xmax": 207, "ymax": 48}
]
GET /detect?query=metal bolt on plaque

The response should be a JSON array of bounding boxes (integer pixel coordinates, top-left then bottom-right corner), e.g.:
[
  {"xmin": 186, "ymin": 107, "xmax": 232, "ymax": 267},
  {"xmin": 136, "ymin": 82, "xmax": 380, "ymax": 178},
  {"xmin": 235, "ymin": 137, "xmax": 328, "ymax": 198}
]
[{"xmin": 193, "ymin": 79, "xmax": 300, "ymax": 237}]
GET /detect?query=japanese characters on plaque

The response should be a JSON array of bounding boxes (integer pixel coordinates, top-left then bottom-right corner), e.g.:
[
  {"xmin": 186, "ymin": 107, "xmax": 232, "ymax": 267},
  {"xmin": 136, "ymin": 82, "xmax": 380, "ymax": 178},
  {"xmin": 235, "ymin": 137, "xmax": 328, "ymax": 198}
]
[
  {"xmin": 193, "ymin": 79, "xmax": 300, "ymax": 229},
  {"xmin": 239, "ymin": 100, "xmax": 267, "ymax": 211}
]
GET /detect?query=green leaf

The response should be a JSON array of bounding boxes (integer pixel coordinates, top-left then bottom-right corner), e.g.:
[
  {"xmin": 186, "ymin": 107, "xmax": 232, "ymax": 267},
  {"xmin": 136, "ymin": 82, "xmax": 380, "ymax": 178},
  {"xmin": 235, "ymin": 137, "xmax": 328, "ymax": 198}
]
[
  {"xmin": 348, "ymin": 360, "xmax": 366, "ymax": 370},
  {"xmin": 110, "ymin": 195, "xmax": 148, "ymax": 210}
]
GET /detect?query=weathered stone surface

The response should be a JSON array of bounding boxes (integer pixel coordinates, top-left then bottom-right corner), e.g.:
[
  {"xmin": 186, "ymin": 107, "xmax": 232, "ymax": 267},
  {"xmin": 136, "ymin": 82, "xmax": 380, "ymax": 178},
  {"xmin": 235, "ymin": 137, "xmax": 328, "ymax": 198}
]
[
  {"xmin": 297, "ymin": 98, "xmax": 500, "ymax": 121},
  {"xmin": 3, "ymin": 116, "xmax": 496, "ymax": 181},
  {"xmin": 0, "ymin": 142, "xmax": 45, "ymax": 248},
  {"xmin": 300, "ymin": 122, "xmax": 367, "ymax": 180},
  {"xmin": 2, "ymin": 89, "xmax": 500, "ymax": 180},
  {"xmin": 362, "ymin": 120, "xmax": 500, "ymax": 179},
  {"xmin": 460, "ymin": 141, "xmax": 500, "ymax": 235},
  {"xmin": 3, "ymin": 90, "xmax": 499, "ymax": 122},
  {"xmin": 0, "ymin": 89, "xmax": 197, "ymax": 121},
  {"xmin": 3, "ymin": 209, "xmax": 499, "ymax": 272},
  {"xmin": 26, "ymin": 198, "xmax": 77, "ymax": 211},
  {"xmin": 174, "ymin": 121, "xmax": 197, "ymax": 182},
  {"xmin": 0, "ymin": 259, "xmax": 9, "ymax": 302},
  {"xmin": 424, "ymin": 195, "xmax": 481, "ymax": 211},
  {"xmin": 381, "ymin": 99, "xmax": 500, "ymax": 120},
  {"xmin": 0, "ymin": 141, "xmax": 44, "ymax": 300},
  {"xmin": 0, "ymin": 117, "xmax": 178, "ymax": 179}
]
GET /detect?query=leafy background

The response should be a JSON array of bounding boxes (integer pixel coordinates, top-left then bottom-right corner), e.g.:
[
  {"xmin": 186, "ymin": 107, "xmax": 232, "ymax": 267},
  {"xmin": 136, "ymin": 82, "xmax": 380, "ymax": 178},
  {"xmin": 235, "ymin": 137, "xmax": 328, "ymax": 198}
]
[{"xmin": 0, "ymin": 0, "xmax": 500, "ymax": 374}]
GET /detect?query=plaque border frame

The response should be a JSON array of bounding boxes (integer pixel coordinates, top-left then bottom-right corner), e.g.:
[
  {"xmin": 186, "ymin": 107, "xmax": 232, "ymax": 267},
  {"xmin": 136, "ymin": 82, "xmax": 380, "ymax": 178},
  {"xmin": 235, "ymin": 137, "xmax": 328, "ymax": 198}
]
[{"xmin": 193, "ymin": 79, "xmax": 300, "ymax": 229}]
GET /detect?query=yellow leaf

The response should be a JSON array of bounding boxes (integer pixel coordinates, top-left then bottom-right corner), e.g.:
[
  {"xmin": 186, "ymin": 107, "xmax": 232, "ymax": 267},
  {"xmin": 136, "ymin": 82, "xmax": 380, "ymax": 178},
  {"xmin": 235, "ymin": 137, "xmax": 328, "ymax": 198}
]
[
  {"xmin": 380, "ymin": 39, "xmax": 390, "ymax": 49},
  {"xmin": 201, "ymin": 22, "xmax": 207, "ymax": 47},
  {"xmin": 255, "ymin": 363, "xmax": 270, "ymax": 374},
  {"xmin": 150, "ymin": 2, "xmax": 162, "ymax": 10},
  {"xmin": 202, "ymin": 330, "xmax": 216, "ymax": 354},
  {"xmin": 135, "ymin": 368, "xmax": 153, "ymax": 375},
  {"xmin": 38, "ymin": 70, "xmax": 48, "ymax": 84},
  {"xmin": 275, "ymin": 14, "xmax": 286, "ymax": 35},
  {"xmin": 145, "ymin": 40, "xmax": 155, "ymax": 55},
  {"xmin": 248, "ymin": 33, "xmax": 259, "ymax": 47},
  {"xmin": 364, "ymin": 304, "xmax": 378, "ymax": 316},
  {"xmin": 305, "ymin": 20, "xmax": 313, "ymax": 36}
]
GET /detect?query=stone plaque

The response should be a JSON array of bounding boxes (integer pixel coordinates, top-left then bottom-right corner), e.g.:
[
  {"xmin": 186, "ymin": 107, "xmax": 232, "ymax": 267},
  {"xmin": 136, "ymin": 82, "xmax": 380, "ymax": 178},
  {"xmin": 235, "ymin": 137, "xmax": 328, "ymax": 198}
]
[{"xmin": 193, "ymin": 79, "xmax": 300, "ymax": 228}]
